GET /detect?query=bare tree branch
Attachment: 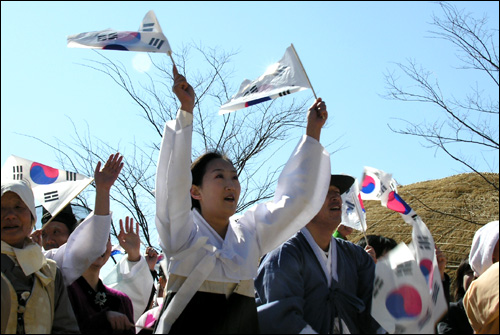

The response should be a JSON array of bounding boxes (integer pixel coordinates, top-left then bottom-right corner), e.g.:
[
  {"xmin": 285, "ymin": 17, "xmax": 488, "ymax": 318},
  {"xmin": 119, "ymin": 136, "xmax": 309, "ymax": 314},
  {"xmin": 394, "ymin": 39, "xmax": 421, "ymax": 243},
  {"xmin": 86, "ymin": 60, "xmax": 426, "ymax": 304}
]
[{"xmin": 384, "ymin": 2, "xmax": 499, "ymax": 194}]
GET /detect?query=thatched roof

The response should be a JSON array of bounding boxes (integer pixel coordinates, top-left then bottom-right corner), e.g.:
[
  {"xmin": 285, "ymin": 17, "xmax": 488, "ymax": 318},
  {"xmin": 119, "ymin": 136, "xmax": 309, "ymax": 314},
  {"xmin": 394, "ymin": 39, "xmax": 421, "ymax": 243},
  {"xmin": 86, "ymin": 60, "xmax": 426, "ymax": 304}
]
[{"xmin": 349, "ymin": 172, "xmax": 499, "ymax": 300}]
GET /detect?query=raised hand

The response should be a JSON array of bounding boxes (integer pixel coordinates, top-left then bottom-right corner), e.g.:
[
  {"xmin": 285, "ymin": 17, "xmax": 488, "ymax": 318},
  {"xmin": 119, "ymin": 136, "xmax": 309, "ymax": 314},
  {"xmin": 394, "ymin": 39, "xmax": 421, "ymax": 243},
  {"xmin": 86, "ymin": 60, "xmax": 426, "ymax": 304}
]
[
  {"xmin": 144, "ymin": 246, "xmax": 159, "ymax": 271},
  {"xmin": 94, "ymin": 153, "xmax": 124, "ymax": 192},
  {"xmin": 94, "ymin": 153, "xmax": 124, "ymax": 216},
  {"xmin": 118, "ymin": 216, "xmax": 141, "ymax": 262},
  {"xmin": 365, "ymin": 245, "xmax": 377, "ymax": 263},
  {"xmin": 306, "ymin": 97, "xmax": 328, "ymax": 141},
  {"xmin": 30, "ymin": 229, "xmax": 43, "ymax": 247},
  {"xmin": 172, "ymin": 65, "xmax": 195, "ymax": 114}
]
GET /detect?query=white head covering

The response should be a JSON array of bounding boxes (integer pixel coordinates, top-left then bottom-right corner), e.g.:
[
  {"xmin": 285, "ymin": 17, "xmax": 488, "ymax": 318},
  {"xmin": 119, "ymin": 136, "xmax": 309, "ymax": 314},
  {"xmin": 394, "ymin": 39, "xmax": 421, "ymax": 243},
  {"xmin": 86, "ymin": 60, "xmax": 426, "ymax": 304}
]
[
  {"xmin": 1, "ymin": 179, "xmax": 37, "ymax": 226},
  {"xmin": 469, "ymin": 220, "xmax": 499, "ymax": 277}
]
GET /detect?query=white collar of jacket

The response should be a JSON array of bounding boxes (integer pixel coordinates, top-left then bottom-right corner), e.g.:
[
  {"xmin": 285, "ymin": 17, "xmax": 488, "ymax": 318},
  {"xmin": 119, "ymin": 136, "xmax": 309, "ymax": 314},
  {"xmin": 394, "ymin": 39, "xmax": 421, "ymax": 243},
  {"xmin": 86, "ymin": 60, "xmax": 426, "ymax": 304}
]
[{"xmin": 1, "ymin": 240, "xmax": 47, "ymax": 279}]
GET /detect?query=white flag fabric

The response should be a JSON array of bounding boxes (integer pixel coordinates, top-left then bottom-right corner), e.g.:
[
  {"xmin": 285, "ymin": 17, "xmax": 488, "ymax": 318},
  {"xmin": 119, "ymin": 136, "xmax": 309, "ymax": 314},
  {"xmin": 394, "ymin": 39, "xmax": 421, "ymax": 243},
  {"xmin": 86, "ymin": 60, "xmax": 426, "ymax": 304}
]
[
  {"xmin": 366, "ymin": 167, "xmax": 448, "ymax": 333},
  {"xmin": 404, "ymin": 213, "xmax": 448, "ymax": 330},
  {"xmin": 341, "ymin": 178, "xmax": 367, "ymax": 232},
  {"xmin": 219, "ymin": 45, "xmax": 311, "ymax": 115},
  {"xmin": 372, "ymin": 242, "xmax": 439, "ymax": 333},
  {"xmin": 1, "ymin": 155, "xmax": 93, "ymax": 220},
  {"xmin": 372, "ymin": 214, "xmax": 448, "ymax": 333},
  {"xmin": 67, "ymin": 10, "xmax": 172, "ymax": 54}
]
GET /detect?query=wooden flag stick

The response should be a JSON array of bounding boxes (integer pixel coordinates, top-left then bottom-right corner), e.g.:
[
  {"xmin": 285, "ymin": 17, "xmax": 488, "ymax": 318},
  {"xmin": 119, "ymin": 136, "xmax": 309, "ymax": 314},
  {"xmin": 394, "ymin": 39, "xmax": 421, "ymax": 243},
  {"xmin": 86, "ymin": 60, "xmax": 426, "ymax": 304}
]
[
  {"xmin": 363, "ymin": 230, "xmax": 369, "ymax": 246},
  {"xmin": 168, "ymin": 51, "xmax": 176, "ymax": 67},
  {"xmin": 290, "ymin": 43, "xmax": 317, "ymax": 100}
]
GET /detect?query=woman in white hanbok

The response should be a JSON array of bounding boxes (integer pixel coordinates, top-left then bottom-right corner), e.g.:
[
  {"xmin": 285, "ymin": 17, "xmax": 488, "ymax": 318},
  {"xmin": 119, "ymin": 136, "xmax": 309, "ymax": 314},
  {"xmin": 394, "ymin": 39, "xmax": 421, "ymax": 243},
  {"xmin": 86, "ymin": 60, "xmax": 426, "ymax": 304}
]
[{"xmin": 154, "ymin": 65, "xmax": 331, "ymax": 334}]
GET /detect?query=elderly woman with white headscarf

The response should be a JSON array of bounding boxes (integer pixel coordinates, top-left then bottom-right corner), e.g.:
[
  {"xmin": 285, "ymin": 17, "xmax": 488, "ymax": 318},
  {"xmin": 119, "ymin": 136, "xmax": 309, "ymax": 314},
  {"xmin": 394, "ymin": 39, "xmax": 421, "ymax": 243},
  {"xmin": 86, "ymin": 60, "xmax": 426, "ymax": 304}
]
[
  {"xmin": 1, "ymin": 179, "xmax": 79, "ymax": 334},
  {"xmin": 463, "ymin": 220, "xmax": 499, "ymax": 334}
]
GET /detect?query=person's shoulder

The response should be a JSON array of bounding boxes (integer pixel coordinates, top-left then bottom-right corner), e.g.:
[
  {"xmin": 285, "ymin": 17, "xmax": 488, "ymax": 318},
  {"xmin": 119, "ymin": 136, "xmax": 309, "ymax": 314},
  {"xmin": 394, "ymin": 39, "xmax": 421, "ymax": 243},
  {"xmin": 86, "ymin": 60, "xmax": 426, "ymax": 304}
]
[
  {"xmin": 335, "ymin": 237, "xmax": 362, "ymax": 251},
  {"xmin": 336, "ymin": 238, "xmax": 374, "ymax": 261},
  {"xmin": 105, "ymin": 285, "xmax": 131, "ymax": 299},
  {"xmin": 260, "ymin": 232, "xmax": 307, "ymax": 264}
]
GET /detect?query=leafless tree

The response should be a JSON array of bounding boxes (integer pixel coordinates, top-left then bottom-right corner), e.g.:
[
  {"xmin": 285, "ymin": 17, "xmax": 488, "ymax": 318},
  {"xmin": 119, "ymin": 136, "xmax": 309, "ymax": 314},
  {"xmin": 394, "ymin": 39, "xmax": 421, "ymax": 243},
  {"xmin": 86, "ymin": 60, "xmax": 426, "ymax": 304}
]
[{"xmin": 384, "ymin": 2, "xmax": 499, "ymax": 192}]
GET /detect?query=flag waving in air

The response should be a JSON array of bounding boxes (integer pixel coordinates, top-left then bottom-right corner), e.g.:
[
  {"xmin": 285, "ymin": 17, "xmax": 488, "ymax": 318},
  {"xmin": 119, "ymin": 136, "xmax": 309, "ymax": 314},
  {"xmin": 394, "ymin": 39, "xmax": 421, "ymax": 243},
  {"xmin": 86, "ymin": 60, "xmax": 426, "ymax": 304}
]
[
  {"xmin": 359, "ymin": 166, "xmax": 394, "ymax": 201},
  {"xmin": 341, "ymin": 178, "xmax": 367, "ymax": 232},
  {"xmin": 219, "ymin": 44, "xmax": 312, "ymax": 115},
  {"xmin": 1, "ymin": 155, "xmax": 93, "ymax": 222},
  {"xmin": 364, "ymin": 166, "xmax": 448, "ymax": 333},
  {"xmin": 67, "ymin": 10, "xmax": 172, "ymax": 55},
  {"xmin": 372, "ymin": 213, "xmax": 448, "ymax": 333}
]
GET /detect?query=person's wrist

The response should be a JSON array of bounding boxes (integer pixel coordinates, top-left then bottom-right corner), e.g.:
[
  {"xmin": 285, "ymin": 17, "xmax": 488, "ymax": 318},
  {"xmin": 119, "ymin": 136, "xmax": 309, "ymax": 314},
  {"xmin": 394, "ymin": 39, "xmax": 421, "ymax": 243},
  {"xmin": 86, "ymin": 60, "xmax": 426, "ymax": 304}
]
[
  {"xmin": 95, "ymin": 185, "xmax": 111, "ymax": 194},
  {"xmin": 127, "ymin": 251, "xmax": 141, "ymax": 262},
  {"xmin": 306, "ymin": 126, "xmax": 321, "ymax": 142},
  {"xmin": 180, "ymin": 104, "xmax": 194, "ymax": 114}
]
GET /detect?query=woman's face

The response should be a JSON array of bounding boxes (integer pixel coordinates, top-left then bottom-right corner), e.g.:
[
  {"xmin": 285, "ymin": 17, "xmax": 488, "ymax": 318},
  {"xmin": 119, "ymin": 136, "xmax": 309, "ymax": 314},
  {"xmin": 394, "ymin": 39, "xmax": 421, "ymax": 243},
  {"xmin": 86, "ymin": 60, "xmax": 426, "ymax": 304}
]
[
  {"xmin": 193, "ymin": 158, "xmax": 241, "ymax": 219},
  {"xmin": 1, "ymin": 192, "xmax": 33, "ymax": 248}
]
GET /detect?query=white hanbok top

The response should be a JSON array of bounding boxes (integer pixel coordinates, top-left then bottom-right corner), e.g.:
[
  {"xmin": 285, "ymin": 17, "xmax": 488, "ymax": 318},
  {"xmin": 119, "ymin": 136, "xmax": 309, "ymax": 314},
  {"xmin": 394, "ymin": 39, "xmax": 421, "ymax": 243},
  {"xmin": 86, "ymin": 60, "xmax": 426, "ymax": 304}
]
[
  {"xmin": 44, "ymin": 212, "xmax": 111, "ymax": 286},
  {"xmin": 154, "ymin": 109, "xmax": 331, "ymax": 333},
  {"xmin": 102, "ymin": 255, "xmax": 154, "ymax": 323}
]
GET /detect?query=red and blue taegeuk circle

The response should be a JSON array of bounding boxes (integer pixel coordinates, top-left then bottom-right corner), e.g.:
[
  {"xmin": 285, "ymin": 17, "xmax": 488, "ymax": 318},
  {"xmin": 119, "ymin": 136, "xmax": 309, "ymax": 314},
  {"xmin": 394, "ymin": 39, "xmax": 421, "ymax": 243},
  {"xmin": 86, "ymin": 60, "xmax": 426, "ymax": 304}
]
[
  {"xmin": 386, "ymin": 285, "xmax": 422, "ymax": 319},
  {"xmin": 361, "ymin": 175, "xmax": 376, "ymax": 194},
  {"xmin": 30, "ymin": 162, "xmax": 59, "ymax": 185}
]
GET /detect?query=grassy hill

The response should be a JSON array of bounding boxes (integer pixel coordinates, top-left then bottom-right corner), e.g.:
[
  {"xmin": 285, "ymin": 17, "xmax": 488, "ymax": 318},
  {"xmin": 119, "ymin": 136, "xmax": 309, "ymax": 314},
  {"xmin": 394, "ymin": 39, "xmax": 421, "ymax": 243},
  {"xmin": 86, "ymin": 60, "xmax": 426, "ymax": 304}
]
[{"xmin": 349, "ymin": 172, "xmax": 499, "ymax": 300}]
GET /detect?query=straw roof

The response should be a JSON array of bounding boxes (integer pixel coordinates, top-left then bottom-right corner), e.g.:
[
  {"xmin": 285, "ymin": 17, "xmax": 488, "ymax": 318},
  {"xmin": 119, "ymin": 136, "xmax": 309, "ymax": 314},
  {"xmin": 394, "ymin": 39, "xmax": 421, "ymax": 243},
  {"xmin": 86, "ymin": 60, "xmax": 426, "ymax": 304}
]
[{"xmin": 349, "ymin": 172, "xmax": 499, "ymax": 301}]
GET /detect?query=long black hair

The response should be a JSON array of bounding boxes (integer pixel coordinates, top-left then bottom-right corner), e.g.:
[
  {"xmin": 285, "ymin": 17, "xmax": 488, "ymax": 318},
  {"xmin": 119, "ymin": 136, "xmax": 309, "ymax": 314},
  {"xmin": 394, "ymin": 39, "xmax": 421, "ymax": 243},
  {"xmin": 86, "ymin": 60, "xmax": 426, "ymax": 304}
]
[{"xmin": 190, "ymin": 151, "xmax": 234, "ymax": 212}]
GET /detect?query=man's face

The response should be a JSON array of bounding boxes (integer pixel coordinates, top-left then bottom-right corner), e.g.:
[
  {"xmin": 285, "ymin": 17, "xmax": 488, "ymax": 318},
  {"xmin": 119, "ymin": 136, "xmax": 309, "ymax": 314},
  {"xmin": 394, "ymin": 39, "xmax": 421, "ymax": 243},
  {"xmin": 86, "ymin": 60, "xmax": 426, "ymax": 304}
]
[
  {"xmin": 312, "ymin": 185, "xmax": 343, "ymax": 227},
  {"xmin": 42, "ymin": 221, "xmax": 70, "ymax": 250}
]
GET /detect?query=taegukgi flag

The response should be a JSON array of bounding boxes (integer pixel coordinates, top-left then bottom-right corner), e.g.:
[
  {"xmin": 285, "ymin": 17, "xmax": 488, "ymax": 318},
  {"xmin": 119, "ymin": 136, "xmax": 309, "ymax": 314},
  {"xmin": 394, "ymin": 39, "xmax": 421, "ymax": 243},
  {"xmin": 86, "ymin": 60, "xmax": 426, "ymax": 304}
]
[
  {"xmin": 219, "ymin": 44, "xmax": 312, "ymax": 115},
  {"xmin": 359, "ymin": 166, "xmax": 395, "ymax": 201},
  {"xmin": 341, "ymin": 178, "xmax": 367, "ymax": 232},
  {"xmin": 67, "ymin": 10, "xmax": 172, "ymax": 55},
  {"xmin": 368, "ymin": 168, "xmax": 448, "ymax": 333},
  {"xmin": 372, "ymin": 215, "xmax": 448, "ymax": 333},
  {"xmin": 1, "ymin": 155, "xmax": 93, "ymax": 221},
  {"xmin": 372, "ymin": 242, "xmax": 438, "ymax": 334}
]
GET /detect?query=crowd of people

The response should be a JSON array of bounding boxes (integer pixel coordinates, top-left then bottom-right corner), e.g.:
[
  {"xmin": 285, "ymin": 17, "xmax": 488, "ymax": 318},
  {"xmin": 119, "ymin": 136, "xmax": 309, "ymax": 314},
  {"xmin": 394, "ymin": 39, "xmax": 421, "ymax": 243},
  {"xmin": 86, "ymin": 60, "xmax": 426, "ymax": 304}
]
[{"xmin": 1, "ymin": 65, "xmax": 498, "ymax": 334}]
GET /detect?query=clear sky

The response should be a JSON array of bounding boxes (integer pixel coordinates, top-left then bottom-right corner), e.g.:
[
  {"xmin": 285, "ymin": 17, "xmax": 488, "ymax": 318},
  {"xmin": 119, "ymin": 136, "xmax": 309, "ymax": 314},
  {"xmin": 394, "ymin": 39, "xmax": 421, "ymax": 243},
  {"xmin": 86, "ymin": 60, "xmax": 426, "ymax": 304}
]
[{"xmin": 1, "ymin": 1, "xmax": 498, "ymax": 271}]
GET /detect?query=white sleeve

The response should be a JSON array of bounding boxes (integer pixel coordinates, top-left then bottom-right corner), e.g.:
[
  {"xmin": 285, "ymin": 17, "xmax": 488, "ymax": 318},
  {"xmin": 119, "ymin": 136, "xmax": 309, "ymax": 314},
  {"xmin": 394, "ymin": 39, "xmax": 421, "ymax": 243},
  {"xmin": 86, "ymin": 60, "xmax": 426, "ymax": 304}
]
[
  {"xmin": 155, "ymin": 109, "xmax": 196, "ymax": 256},
  {"xmin": 101, "ymin": 255, "xmax": 154, "ymax": 323},
  {"xmin": 247, "ymin": 135, "xmax": 331, "ymax": 255},
  {"xmin": 45, "ymin": 212, "xmax": 111, "ymax": 286}
]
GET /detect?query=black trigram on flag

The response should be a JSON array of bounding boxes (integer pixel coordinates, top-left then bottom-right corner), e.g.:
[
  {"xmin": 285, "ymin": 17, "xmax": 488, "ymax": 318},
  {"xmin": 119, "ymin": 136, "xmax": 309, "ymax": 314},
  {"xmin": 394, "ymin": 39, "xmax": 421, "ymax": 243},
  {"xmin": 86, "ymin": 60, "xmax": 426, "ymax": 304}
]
[
  {"xmin": 373, "ymin": 276, "xmax": 384, "ymax": 298},
  {"xmin": 12, "ymin": 165, "xmax": 23, "ymax": 180},
  {"xmin": 243, "ymin": 85, "xmax": 258, "ymax": 97},
  {"xmin": 417, "ymin": 235, "xmax": 432, "ymax": 250},
  {"xmin": 142, "ymin": 23, "xmax": 155, "ymax": 32},
  {"xmin": 66, "ymin": 171, "xmax": 77, "ymax": 181},
  {"xmin": 395, "ymin": 261, "xmax": 413, "ymax": 277},
  {"xmin": 279, "ymin": 90, "xmax": 291, "ymax": 97},
  {"xmin": 44, "ymin": 191, "xmax": 59, "ymax": 203},
  {"xmin": 148, "ymin": 38, "xmax": 164, "ymax": 50},
  {"xmin": 273, "ymin": 65, "xmax": 288, "ymax": 77}
]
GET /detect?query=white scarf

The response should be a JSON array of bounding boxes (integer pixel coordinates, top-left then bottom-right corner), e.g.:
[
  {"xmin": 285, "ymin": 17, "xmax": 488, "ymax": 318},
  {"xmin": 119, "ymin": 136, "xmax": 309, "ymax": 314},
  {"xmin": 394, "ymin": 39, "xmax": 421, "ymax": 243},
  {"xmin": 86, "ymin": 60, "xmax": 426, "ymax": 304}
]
[{"xmin": 1, "ymin": 240, "xmax": 53, "ymax": 286}]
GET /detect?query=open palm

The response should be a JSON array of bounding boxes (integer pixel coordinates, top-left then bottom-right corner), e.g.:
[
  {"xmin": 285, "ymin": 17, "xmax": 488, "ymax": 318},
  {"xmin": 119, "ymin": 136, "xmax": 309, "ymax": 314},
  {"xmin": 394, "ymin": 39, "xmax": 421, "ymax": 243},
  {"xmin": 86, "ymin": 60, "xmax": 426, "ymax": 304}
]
[
  {"xmin": 94, "ymin": 153, "xmax": 124, "ymax": 190},
  {"xmin": 118, "ymin": 216, "xmax": 140, "ymax": 262}
]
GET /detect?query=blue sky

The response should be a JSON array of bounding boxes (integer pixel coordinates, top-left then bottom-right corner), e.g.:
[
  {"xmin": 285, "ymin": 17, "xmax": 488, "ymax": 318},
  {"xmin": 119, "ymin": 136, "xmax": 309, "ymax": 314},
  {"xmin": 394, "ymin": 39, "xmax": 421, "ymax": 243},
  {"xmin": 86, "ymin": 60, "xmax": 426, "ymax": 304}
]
[{"xmin": 1, "ymin": 1, "xmax": 498, "ymax": 270}]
